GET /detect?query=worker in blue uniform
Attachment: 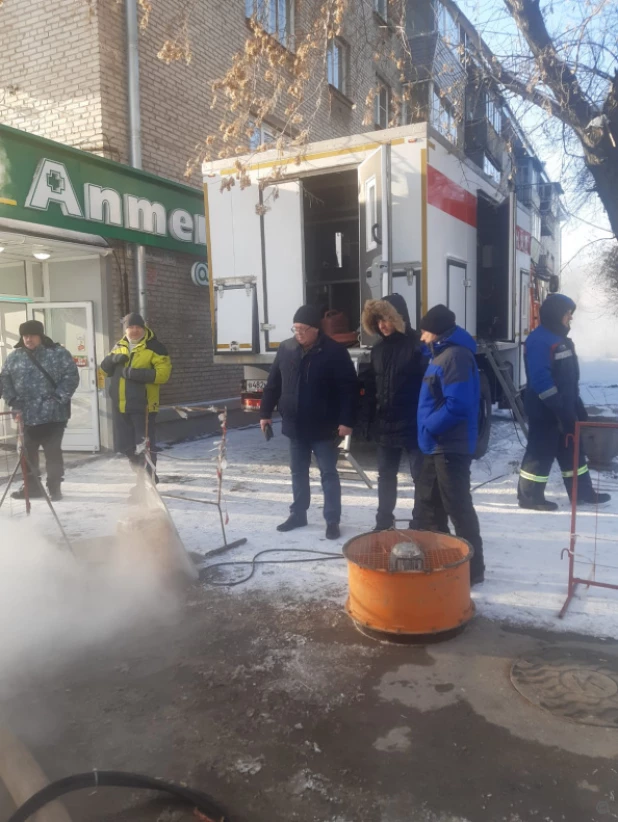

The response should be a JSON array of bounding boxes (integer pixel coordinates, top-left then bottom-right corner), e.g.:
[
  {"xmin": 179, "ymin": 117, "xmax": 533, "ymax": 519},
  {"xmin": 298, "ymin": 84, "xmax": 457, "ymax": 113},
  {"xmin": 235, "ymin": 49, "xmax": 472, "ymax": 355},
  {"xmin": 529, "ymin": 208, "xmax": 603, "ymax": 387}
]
[{"xmin": 518, "ymin": 293, "xmax": 611, "ymax": 510}]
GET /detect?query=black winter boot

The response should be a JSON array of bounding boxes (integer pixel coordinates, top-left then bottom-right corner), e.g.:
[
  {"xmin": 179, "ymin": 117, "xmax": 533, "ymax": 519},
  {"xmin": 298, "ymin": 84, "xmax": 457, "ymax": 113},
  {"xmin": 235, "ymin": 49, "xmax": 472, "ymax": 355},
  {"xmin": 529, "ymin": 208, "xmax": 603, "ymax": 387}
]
[
  {"xmin": 325, "ymin": 523, "xmax": 340, "ymax": 540},
  {"xmin": 518, "ymin": 478, "xmax": 558, "ymax": 511},
  {"xmin": 11, "ymin": 483, "xmax": 44, "ymax": 500},
  {"xmin": 277, "ymin": 513, "xmax": 308, "ymax": 532},
  {"xmin": 48, "ymin": 486, "xmax": 63, "ymax": 502},
  {"xmin": 518, "ymin": 499, "xmax": 559, "ymax": 512},
  {"xmin": 566, "ymin": 472, "xmax": 611, "ymax": 506}
]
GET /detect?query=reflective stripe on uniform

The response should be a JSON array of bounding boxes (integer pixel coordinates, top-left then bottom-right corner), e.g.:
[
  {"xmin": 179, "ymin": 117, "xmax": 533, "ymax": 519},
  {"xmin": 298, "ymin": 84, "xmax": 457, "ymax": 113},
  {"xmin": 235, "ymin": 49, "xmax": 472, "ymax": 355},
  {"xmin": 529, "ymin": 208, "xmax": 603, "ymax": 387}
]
[
  {"xmin": 539, "ymin": 386, "xmax": 558, "ymax": 400},
  {"xmin": 562, "ymin": 465, "xmax": 589, "ymax": 479},
  {"xmin": 554, "ymin": 349, "xmax": 573, "ymax": 360},
  {"xmin": 520, "ymin": 469, "xmax": 550, "ymax": 483}
]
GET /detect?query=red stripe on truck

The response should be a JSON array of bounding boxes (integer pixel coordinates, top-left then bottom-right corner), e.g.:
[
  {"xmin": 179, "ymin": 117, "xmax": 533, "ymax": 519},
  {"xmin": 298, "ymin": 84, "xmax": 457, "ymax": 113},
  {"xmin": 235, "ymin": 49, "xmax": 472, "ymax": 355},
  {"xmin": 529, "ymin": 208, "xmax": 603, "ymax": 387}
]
[{"xmin": 427, "ymin": 165, "xmax": 477, "ymax": 228}]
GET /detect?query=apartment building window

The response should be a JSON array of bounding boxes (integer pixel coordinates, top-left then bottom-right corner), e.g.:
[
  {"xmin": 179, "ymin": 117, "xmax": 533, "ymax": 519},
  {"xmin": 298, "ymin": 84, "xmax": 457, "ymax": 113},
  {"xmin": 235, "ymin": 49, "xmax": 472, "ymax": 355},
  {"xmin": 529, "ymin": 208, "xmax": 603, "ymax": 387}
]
[
  {"xmin": 486, "ymin": 95, "xmax": 502, "ymax": 134},
  {"xmin": 483, "ymin": 154, "xmax": 501, "ymax": 185},
  {"xmin": 327, "ymin": 38, "xmax": 348, "ymax": 95},
  {"xmin": 374, "ymin": 0, "xmax": 388, "ymax": 21},
  {"xmin": 375, "ymin": 82, "xmax": 391, "ymax": 129},
  {"xmin": 435, "ymin": 2, "xmax": 460, "ymax": 52},
  {"xmin": 245, "ymin": 0, "xmax": 292, "ymax": 46},
  {"xmin": 530, "ymin": 208, "xmax": 542, "ymax": 241},
  {"xmin": 249, "ymin": 121, "xmax": 278, "ymax": 150},
  {"xmin": 431, "ymin": 88, "xmax": 457, "ymax": 144}
]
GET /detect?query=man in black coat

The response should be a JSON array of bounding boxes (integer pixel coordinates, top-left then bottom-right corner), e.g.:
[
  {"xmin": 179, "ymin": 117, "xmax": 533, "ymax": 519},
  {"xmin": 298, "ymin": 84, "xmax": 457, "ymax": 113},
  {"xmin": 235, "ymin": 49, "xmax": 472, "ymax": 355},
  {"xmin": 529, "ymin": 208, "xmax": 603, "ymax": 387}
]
[
  {"xmin": 260, "ymin": 305, "xmax": 360, "ymax": 540},
  {"xmin": 362, "ymin": 294, "xmax": 426, "ymax": 530}
]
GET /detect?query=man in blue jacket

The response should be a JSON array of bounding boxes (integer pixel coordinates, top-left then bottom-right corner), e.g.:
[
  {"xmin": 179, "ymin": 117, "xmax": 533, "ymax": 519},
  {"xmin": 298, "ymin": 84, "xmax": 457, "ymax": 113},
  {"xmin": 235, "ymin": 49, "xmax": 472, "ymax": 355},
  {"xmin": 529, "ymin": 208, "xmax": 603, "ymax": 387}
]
[
  {"xmin": 260, "ymin": 305, "xmax": 360, "ymax": 540},
  {"xmin": 415, "ymin": 305, "xmax": 485, "ymax": 585},
  {"xmin": 518, "ymin": 293, "xmax": 610, "ymax": 510}
]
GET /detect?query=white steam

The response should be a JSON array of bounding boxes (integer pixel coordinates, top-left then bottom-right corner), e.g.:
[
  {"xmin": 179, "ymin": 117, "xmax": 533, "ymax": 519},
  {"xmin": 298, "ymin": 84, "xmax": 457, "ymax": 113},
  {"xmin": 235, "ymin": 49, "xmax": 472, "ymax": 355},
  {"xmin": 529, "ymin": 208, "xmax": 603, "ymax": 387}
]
[{"xmin": 0, "ymin": 518, "xmax": 180, "ymax": 691}]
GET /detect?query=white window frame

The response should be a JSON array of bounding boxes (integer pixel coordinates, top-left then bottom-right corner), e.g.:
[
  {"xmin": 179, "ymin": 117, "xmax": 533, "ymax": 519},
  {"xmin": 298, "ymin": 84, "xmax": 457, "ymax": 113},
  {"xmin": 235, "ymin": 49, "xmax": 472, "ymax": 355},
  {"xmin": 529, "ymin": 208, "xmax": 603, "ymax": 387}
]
[
  {"xmin": 245, "ymin": 0, "xmax": 293, "ymax": 47},
  {"xmin": 431, "ymin": 88, "xmax": 457, "ymax": 144},
  {"xmin": 327, "ymin": 38, "xmax": 348, "ymax": 96},
  {"xmin": 483, "ymin": 154, "xmax": 501, "ymax": 185},
  {"xmin": 486, "ymin": 95, "xmax": 502, "ymax": 134},
  {"xmin": 436, "ymin": 2, "xmax": 459, "ymax": 51},
  {"xmin": 530, "ymin": 208, "xmax": 542, "ymax": 241},
  {"xmin": 249, "ymin": 120, "xmax": 278, "ymax": 151},
  {"xmin": 365, "ymin": 177, "xmax": 378, "ymax": 251},
  {"xmin": 374, "ymin": 81, "xmax": 390, "ymax": 129}
]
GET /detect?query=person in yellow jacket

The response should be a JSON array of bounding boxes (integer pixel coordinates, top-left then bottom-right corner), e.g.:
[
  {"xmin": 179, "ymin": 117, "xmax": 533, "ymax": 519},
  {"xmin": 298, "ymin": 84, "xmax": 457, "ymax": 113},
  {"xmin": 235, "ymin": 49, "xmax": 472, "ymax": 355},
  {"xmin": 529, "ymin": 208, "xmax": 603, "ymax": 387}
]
[{"xmin": 101, "ymin": 313, "xmax": 171, "ymax": 490}]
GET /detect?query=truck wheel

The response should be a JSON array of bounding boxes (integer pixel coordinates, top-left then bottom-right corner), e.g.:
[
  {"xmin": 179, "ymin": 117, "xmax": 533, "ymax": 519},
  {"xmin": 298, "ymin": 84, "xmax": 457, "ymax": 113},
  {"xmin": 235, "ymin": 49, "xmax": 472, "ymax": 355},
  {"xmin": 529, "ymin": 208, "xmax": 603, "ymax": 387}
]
[{"xmin": 474, "ymin": 371, "xmax": 492, "ymax": 460}]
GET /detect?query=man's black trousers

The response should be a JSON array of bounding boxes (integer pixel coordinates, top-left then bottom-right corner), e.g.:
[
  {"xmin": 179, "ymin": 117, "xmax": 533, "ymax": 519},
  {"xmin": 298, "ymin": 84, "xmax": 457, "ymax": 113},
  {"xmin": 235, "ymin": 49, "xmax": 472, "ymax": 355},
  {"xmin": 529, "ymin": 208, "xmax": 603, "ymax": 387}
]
[
  {"xmin": 376, "ymin": 445, "xmax": 423, "ymax": 530},
  {"xmin": 23, "ymin": 421, "xmax": 67, "ymax": 492},
  {"xmin": 414, "ymin": 452, "xmax": 485, "ymax": 580},
  {"xmin": 114, "ymin": 411, "xmax": 158, "ymax": 474},
  {"xmin": 518, "ymin": 416, "xmax": 591, "ymax": 504}
]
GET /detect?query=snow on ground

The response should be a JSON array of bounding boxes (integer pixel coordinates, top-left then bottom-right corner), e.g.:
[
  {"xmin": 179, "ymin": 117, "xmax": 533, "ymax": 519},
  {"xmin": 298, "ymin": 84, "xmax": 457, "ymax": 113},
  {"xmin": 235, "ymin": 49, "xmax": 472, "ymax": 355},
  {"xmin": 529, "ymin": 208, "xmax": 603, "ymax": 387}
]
[{"xmin": 2, "ymin": 359, "xmax": 618, "ymax": 640}]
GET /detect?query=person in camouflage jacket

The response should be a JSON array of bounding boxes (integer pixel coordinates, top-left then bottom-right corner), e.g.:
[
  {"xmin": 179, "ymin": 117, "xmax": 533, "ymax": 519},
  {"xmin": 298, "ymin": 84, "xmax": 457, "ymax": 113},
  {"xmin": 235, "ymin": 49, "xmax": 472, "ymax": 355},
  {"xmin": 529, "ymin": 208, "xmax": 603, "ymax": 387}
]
[{"xmin": 1, "ymin": 319, "xmax": 79, "ymax": 501}]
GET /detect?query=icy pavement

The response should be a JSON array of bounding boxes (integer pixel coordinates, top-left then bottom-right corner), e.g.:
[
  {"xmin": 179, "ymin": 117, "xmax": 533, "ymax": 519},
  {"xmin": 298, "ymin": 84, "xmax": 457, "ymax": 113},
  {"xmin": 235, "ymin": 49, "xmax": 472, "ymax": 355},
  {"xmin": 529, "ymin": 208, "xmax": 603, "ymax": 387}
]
[{"xmin": 2, "ymin": 359, "xmax": 618, "ymax": 640}]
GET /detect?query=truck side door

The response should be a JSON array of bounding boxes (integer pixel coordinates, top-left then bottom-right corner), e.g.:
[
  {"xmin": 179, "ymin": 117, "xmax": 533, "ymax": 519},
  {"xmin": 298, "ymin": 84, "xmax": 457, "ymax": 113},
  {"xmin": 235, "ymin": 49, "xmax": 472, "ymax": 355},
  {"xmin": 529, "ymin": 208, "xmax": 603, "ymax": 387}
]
[{"xmin": 358, "ymin": 145, "xmax": 392, "ymax": 344}]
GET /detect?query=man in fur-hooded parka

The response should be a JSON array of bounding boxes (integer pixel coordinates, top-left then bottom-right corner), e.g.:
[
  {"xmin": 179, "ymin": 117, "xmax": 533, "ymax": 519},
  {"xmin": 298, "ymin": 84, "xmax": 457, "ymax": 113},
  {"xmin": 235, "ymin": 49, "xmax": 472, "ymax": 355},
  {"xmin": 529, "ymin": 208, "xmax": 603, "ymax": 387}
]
[{"xmin": 362, "ymin": 294, "xmax": 426, "ymax": 531}]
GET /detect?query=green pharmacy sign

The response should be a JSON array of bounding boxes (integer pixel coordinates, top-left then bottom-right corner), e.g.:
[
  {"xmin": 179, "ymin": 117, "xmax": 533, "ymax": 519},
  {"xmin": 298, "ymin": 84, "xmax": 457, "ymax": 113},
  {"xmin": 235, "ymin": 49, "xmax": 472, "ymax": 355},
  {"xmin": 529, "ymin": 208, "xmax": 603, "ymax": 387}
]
[{"xmin": 0, "ymin": 124, "xmax": 206, "ymax": 256}]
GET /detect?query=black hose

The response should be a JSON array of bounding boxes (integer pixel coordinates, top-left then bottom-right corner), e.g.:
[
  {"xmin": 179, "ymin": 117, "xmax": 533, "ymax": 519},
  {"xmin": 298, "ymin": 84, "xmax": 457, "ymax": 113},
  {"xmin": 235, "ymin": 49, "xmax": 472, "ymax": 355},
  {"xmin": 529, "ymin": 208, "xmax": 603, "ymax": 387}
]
[
  {"xmin": 7, "ymin": 770, "xmax": 230, "ymax": 822},
  {"xmin": 199, "ymin": 548, "xmax": 344, "ymax": 587}
]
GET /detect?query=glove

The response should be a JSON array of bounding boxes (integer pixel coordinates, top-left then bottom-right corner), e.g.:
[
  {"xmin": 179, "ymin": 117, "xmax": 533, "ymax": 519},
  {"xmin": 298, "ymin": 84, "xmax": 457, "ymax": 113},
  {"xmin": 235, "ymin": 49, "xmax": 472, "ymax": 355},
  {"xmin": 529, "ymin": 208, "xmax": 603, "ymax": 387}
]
[{"xmin": 112, "ymin": 353, "xmax": 129, "ymax": 365}]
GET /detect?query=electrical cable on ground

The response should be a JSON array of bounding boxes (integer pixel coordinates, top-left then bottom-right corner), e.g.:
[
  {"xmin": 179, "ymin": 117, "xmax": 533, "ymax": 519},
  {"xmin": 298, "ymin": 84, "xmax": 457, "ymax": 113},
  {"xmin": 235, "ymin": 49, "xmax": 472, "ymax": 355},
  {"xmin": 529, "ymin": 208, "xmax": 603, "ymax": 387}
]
[
  {"xmin": 6, "ymin": 770, "xmax": 229, "ymax": 822},
  {"xmin": 199, "ymin": 548, "xmax": 345, "ymax": 587},
  {"xmin": 471, "ymin": 473, "xmax": 509, "ymax": 492}
]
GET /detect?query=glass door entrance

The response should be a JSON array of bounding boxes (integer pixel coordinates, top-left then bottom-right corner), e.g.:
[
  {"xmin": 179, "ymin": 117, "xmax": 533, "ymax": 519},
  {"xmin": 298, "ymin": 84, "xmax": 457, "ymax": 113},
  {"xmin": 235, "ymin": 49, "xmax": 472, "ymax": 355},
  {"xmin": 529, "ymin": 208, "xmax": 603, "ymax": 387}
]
[{"xmin": 27, "ymin": 302, "xmax": 100, "ymax": 452}]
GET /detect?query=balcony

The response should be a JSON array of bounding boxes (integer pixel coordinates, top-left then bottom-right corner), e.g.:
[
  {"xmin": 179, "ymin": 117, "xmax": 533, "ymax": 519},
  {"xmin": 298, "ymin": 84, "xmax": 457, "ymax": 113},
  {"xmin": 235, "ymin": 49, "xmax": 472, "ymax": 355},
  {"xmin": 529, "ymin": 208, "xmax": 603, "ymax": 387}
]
[
  {"xmin": 541, "ymin": 212, "xmax": 556, "ymax": 238},
  {"xmin": 464, "ymin": 117, "xmax": 503, "ymax": 165},
  {"xmin": 404, "ymin": 32, "xmax": 466, "ymax": 108},
  {"xmin": 518, "ymin": 183, "xmax": 540, "ymax": 210},
  {"xmin": 536, "ymin": 253, "xmax": 554, "ymax": 276}
]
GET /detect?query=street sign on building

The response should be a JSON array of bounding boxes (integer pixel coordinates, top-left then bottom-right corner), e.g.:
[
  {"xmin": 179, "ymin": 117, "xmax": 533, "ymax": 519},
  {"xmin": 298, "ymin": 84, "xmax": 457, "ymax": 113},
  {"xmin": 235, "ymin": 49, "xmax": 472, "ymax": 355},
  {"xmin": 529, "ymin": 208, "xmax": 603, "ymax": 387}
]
[{"xmin": 0, "ymin": 124, "xmax": 207, "ymax": 256}]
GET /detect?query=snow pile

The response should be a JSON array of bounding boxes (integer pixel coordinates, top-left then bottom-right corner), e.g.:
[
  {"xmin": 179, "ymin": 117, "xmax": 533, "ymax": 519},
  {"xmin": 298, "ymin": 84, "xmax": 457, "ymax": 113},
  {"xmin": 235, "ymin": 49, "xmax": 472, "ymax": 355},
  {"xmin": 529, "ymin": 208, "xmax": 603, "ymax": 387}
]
[{"xmin": 2, "ymin": 359, "xmax": 618, "ymax": 640}]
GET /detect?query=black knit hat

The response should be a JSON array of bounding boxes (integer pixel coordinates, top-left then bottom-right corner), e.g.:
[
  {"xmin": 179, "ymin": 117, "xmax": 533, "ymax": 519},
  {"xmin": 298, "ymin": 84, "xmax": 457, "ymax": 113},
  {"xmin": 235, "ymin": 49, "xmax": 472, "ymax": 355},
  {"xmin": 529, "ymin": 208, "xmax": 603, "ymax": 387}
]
[
  {"xmin": 123, "ymin": 312, "xmax": 146, "ymax": 329},
  {"xmin": 293, "ymin": 305, "xmax": 322, "ymax": 329},
  {"xmin": 420, "ymin": 304, "xmax": 456, "ymax": 336},
  {"xmin": 19, "ymin": 320, "xmax": 45, "ymax": 338}
]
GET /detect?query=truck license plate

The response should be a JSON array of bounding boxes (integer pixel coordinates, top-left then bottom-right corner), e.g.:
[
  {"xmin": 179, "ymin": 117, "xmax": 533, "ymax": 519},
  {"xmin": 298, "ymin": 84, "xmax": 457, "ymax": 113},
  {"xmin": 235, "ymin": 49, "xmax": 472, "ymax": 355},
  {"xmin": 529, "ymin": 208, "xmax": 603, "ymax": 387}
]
[{"xmin": 244, "ymin": 379, "xmax": 266, "ymax": 393}]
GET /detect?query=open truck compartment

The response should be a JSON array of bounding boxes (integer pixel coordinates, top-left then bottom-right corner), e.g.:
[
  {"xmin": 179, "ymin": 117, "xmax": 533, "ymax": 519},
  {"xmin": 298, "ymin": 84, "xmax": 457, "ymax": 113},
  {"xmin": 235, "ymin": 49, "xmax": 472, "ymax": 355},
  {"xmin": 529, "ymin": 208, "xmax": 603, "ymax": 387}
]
[{"xmin": 203, "ymin": 124, "xmax": 539, "ymax": 439}]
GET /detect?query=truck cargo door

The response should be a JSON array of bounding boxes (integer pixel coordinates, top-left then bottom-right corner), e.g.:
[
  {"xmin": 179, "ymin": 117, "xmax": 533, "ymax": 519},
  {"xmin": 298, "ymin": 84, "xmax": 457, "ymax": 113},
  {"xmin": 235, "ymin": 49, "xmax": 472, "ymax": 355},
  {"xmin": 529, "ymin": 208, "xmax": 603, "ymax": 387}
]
[
  {"xmin": 215, "ymin": 282, "xmax": 258, "ymax": 354},
  {"xmin": 447, "ymin": 259, "xmax": 468, "ymax": 328},
  {"xmin": 206, "ymin": 180, "xmax": 263, "ymax": 352},
  {"xmin": 392, "ymin": 267, "xmax": 420, "ymax": 329},
  {"xmin": 358, "ymin": 145, "xmax": 392, "ymax": 344},
  {"xmin": 262, "ymin": 181, "xmax": 304, "ymax": 350}
]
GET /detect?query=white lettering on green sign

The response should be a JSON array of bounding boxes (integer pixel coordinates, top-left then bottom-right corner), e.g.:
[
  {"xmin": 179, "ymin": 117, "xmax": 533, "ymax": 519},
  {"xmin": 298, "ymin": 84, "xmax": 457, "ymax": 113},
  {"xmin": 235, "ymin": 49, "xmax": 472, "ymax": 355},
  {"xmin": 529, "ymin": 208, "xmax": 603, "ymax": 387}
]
[{"xmin": 23, "ymin": 157, "xmax": 205, "ymax": 245}]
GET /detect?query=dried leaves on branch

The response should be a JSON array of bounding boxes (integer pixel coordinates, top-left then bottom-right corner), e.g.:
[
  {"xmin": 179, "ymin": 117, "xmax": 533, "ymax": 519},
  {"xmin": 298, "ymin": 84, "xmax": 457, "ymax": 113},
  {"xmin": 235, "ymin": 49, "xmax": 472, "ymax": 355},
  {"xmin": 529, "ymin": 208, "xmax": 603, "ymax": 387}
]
[{"xmin": 183, "ymin": 0, "xmax": 406, "ymax": 183}]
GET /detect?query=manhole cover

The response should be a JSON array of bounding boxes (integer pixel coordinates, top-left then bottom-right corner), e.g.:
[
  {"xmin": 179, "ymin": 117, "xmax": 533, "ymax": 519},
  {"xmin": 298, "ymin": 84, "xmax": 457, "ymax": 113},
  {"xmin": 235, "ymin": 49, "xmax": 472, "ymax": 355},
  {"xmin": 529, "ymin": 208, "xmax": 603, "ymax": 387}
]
[{"xmin": 511, "ymin": 646, "xmax": 618, "ymax": 727}]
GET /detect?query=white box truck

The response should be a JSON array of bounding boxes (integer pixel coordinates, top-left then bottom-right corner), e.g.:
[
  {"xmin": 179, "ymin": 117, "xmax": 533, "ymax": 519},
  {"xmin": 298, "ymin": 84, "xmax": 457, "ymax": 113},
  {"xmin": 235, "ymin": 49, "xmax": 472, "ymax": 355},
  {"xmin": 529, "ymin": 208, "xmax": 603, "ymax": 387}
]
[{"xmin": 202, "ymin": 122, "xmax": 551, "ymax": 456}]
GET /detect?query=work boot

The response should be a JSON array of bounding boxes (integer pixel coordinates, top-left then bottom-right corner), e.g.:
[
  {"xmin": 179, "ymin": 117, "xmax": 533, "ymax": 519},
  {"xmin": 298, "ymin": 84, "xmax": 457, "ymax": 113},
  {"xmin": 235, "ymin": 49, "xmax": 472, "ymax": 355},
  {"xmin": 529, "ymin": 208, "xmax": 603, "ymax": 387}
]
[
  {"xmin": 48, "ymin": 486, "xmax": 62, "ymax": 502},
  {"xmin": 470, "ymin": 571, "xmax": 485, "ymax": 587},
  {"xmin": 325, "ymin": 523, "xmax": 340, "ymax": 540},
  {"xmin": 566, "ymin": 472, "xmax": 611, "ymax": 506},
  {"xmin": 518, "ymin": 499, "xmax": 559, "ymax": 512},
  {"xmin": 576, "ymin": 490, "xmax": 611, "ymax": 506},
  {"xmin": 11, "ymin": 483, "xmax": 44, "ymax": 500},
  {"xmin": 374, "ymin": 517, "xmax": 394, "ymax": 532},
  {"xmin": 277, "ymin": 513, "xmax": 308, "ymax": 532}
]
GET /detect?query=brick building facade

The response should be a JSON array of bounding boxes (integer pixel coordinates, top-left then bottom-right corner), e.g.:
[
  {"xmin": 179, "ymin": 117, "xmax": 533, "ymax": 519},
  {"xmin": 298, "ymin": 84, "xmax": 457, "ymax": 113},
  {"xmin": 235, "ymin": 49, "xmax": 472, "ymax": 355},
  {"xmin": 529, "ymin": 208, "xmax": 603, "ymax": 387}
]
[{"xmin": 0, "ymin": 0, "xmax": 404, "ymax": 412}]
